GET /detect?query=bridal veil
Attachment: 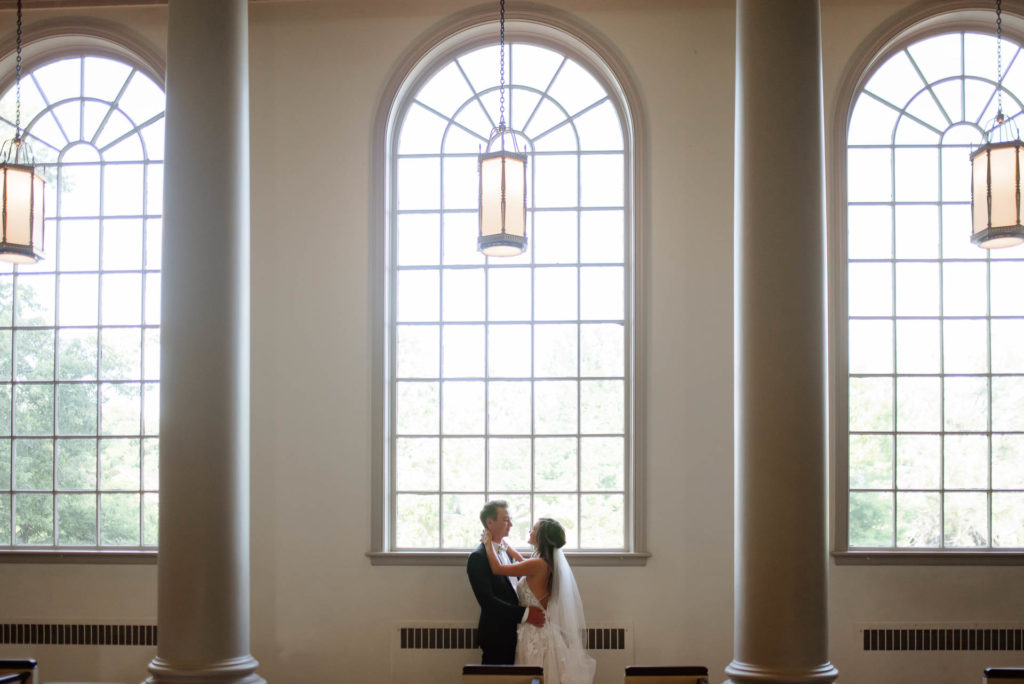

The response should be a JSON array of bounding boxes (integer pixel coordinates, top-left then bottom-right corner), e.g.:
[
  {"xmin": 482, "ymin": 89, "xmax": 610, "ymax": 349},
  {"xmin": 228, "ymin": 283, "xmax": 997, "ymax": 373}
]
[{"xmin": 546, "ymin": 548, "xmax": 597, "ymax": 684}]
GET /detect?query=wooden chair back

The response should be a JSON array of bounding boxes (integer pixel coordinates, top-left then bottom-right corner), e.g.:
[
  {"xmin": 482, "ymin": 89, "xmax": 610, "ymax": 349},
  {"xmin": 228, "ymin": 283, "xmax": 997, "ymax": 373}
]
[
  {"xmin": 462, "ymin": 664, "xmax": 543, "ymax": 684},
  {"xmin": 625, "ymin": 665, "xmax": 709, "ymax": 684}
]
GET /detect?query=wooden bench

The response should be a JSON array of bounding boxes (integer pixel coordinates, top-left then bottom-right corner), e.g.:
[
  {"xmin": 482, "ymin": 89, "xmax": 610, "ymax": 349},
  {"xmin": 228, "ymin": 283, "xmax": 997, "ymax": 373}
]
[
  {"xmin": 625, "ymin": 665, "xmax": 709, "ymax": 684},
  {"xmin": 0, "ymin": 660, "xmax": 37, "ymax": 684},
  {"xmin": 986, "ymin": 668, "xmax": 1024, "ymax": 683},
  {"xmin": 462, "ymin": 664, "xmax": 543, "ymax": 684}
]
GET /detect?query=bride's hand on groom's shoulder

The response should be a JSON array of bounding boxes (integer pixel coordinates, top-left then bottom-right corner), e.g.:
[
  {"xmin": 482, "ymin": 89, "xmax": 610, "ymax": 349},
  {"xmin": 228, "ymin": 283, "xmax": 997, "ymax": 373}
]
[{"xmin": 480, "ymin": 530, "xmax": 491, "ymax": 545}]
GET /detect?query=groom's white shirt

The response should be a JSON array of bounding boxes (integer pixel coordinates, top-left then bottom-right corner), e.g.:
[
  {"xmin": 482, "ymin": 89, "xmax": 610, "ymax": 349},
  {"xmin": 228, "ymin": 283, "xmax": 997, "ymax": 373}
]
[{"xmin": 492, "ymin": 541, "xmax": 530, "ymax": 624}]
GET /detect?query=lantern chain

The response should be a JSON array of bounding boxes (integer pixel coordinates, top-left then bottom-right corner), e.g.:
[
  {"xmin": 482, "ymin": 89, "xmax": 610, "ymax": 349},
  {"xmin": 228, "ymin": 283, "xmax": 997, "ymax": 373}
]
[
  {"xmin": 997, "ymin": 0, "xmax": 1004, "ymax": 119},
  {"xmin": 498, "ymin": 0, "xmax": 506, "ymax": 132},
  {"xmin": 15, "ymin": 0, "xmax": 23, "ymax": 140}
]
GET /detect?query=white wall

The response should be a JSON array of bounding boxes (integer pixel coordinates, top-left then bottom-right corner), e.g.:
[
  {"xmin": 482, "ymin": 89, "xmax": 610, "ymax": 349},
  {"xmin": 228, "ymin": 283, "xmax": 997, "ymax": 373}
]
[{"xmin": 1, "ymin": 2, "xmax": 1022, "ymax": 683}]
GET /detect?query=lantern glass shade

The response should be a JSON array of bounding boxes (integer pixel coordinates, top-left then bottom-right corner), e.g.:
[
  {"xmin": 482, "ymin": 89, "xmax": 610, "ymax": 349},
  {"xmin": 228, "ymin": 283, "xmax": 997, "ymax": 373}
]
[
  {"xmin": 478, "ymin": 150, "xmax": 527, "ymax": 256},
  {"xmin": 971, "ymin": 140, "xmax": 1024, "ymax": 249},
  {"xmin": 0, "ymin": 162, "xmax": 46, "ymax": 264}
]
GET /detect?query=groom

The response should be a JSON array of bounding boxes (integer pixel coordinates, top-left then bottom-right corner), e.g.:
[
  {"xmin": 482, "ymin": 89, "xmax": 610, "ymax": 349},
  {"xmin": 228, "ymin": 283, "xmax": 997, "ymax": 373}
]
[{"xmin": 467, "ymin": 500, "xmax": 545, "ymax": 664}]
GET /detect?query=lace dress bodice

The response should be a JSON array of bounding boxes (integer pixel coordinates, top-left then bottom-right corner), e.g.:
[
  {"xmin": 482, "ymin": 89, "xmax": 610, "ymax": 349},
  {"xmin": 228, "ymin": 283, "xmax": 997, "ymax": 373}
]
[
  {"xmin": 516, "ymin": 577, "xmax": 545, "ymax": 610},
  {"xmin": 514, "ymin": 570, "xmax": 594, "ymax": 684}
]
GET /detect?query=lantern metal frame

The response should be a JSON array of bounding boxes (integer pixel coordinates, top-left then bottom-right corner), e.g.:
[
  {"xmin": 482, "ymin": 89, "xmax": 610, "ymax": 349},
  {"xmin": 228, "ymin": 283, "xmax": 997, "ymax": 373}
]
[
  {"xmin": 969, "ymin": 0, "xmax": 1024, "ymax": 249},
  {"xmin": 0, "ymin": 0, "xmax": 46, "ymax": 264},
  {"xmin": 476, "ymin": 0, "xmax": 528, "ymax": 257}
]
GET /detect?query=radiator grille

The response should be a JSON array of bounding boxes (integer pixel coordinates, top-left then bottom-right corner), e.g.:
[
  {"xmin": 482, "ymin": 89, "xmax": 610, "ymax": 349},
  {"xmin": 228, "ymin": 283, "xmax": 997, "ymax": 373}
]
[
  {"xmin": 399, "ymin": 626, "xmax": 625, "ymax": 650},
  {"xmin": 0, "ymin": 624, "xmax": 156, "ymax": 646},
  {"xmin": 863, "ymin": 627, "xmax": 1024, "ymax": 651}
]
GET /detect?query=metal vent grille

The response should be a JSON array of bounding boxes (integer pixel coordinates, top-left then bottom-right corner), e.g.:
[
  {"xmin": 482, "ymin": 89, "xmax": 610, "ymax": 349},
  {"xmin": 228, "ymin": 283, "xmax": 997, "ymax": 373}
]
[
  {"xmin": 863, "ymin": 627, "xmax": 1024, "ymax": 651},
  {"xmin": 398, "ymin": 626, "xmax": 626, "ymax": 650},
  {"xmin": 0, "ymin": 624, "xmax": 156, "ymax": 646}
]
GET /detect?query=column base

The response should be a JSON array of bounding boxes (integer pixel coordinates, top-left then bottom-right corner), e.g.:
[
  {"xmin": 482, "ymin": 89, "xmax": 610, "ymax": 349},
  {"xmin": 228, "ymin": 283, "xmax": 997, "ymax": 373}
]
[
  {"xmin": 145, "ymin": 655, "xmax": 265, "ymax": 684},
  {"xmin": 725, "ymin": 660, "xmax": 839, "ymax": 684}
]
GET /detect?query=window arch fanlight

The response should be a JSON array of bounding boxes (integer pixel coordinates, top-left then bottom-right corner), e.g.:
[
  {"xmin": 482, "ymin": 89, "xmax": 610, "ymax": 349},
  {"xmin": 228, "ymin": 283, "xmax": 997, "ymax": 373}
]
[
  {"xmin": 370, "ymin": 6, "xmax": 648, "ymax": 563},
  {"xmin": 833, "ymin": 4, "xmax": 1024, "ymax": 559},
  {"xmin": 0, "ymin": 28, "xmax": 165, "ymax": 553}
]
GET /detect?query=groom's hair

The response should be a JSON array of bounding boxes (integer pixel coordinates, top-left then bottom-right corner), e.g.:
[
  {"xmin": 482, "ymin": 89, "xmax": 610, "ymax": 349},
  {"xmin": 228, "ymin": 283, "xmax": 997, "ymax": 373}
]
[{"xmin": 480, "ymin": 500, "xmax": 508, "ymax": 528}]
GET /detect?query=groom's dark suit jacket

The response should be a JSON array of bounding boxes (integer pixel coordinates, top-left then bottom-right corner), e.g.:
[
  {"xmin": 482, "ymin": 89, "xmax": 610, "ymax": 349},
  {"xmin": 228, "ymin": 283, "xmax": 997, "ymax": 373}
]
[{"xmin": 467, "ymin": 542, "xmax": 525, "ymax": 665}]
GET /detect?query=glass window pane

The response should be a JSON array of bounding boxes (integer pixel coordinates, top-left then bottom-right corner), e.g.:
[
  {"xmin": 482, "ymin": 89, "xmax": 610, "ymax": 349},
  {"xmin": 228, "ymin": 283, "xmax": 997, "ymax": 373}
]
[
  {"xmin": 993, "ymin": 493, "xmax": 1024, "ymax": 548},
  {"xmin": 397, "ymin": 213, "xmax": 441, "ymax": 267},
  {"xmin": 992, "ymin": 377, "xmax": 1024, "ymax": 431},
  {"xmin": 443, "ymin": 269, "xmax": 485, "ymax": 321},
  {"xmin": 488, "ymin": 438, "xmax": 531, "ymax": 491},
  {"xmin": 488, "ymin": 381, "xmax": 531, "ymax": 435},
  {"xmin": 488, "ymin": 324, "xmax": 531, "ymax": 378},
  {"xmin": 442, "ymin": 325, "xmax": 484, "ymax": 378},
  {"xmin": 100, "ymin": 383, "xmax": 141, "ymax": 435},
  {"xmin": 14, "ymin": 439, "xmax": 52, "ymax": 490},
  {"xmin": 849, "ymin": 377, "xmax": 893, "ymax": 432},
  {"xmin": 992, "ymin": 320, "xmax": 1024, "ymax": 372},
  {"xmin": 442, "ymin": 438, "xmax": 484, "ymax": 491},
  {"xmin": 534, "ymin": 493, "xmax": 579, "ymax": 550},
  {"xmin": 896, "ymin": 376, "xmax": 941, "ymax": 432},
  {"xmin": 849, "ymin": 434, "xmax": 892, "ymax": 489},
  {"xmin": 14, "ymin": 385, "xmax": 53, "ymax": 436},
  {"xmin": 57, "ymin": 493, "xmax": 97, "ymax": 546},
  {"xmin": 58, "ymin": 329, "xmax": 98, "ymax": 381},
  {"xmin": 441, "ymin": 380, "xmax": 484, "ymax": 435},
  {"xmin": 895, "ymin": 263, "xmax": 939, "ymax": 316},
  {"xmin": 944, "ymin": 435, "xmax": 989, "ymax": 490},
  {"xmin": 100, "ymin": 327, "xmax": 142, "ymax": 380},
  {"xmin": 943, "ymin": 376, "xmax": 989, "ymax": 432},
  {"xmin": 943, "ymin": 262, "xmax": 988, "ymax": 317},
  {"xmin": 395, "ymin": 494, "xmax": 440, "ymax": 548},
  {"xmin": 580, "ymin": 379, "xmax": 623, "ymax": 434},
  {"xmin": 533, "ymin": 211, "xmax": 577, "ymax": 265},
  {"xmin": 580, "ymin": 493, "xmax": 624, "ymax": 548},
  {"xmin": 580, "ymin": 266, "xmax": 623, "ymax": 320},
  {"xmin": 896, "ymin": 319, "xmax": 940, "ymax": 374},
  {"xmin": 15, "ymin": 493, "xmax": 53, "ymax": 545},
  {"xmin": 848, "ymin": 263, "xmax": 892, "ymax": 316},
  {"xmin": 100, "ymin": 492, "xmax": 139, "ymax": 546},
  {"xmin": 397, "ymin": 270, "xmax": 440, "ymax": 322},
  {"xmin": 943, "ymin": 492, "xmax": 988, "ymax": 547},
  {"xmin": 535, "ymin": 324, "xmax": 577, "ymax": 377},
  {"xmin": 100, "ymin": 438, "xmax": 140, "ymax": 491},
  {"xmin": 396, "ymin": 381, "xmax": 439, "ymax": 435},
  {"xmin": 58, "ymin": 384, "xmax": 97, "ymax": 435},
  {"xmin": 943, "ymin": 319, "xmax": 987, "ymax": 374},
  {"xmin": 896, "ymin": 435, "xmax": 941, "ymax": 489},
  {"xmin": 101, "ymin": 274, "xmax": 142, "ymax": 326},
  {"xmin": 534, "ymin": 267, "xmax": 577, "ymax": 321},
  {"xmin": 57, "ymin": 439, "xmax": 97, "ymax": 490},
  {"xmin": 488, "ymin": 268, "xmax": 531, "ymax": 321},
  {"xmin": 849, "ymin": 319, "xmax": 893, "ymax": 374},
  {"xmin": 894, "ymin": 205, "xmax": 939, "ymax": 259},
  {"xmin": 993, "ymin": 435, "xmax": 1024, "ymax": 489},
  {"xmin": 15, "ymin": 329, "xmax": 55, "ymax": 381},
  {"xmin": 534, "ymin": 380, "xmax": 577, "ymax": 434},
  {"xmin": 534, "ymin": 437, "xmax": 577, "ymax": 491},
  {"xmin": 143, "ymin": 492, "xmax": 158, "ymax": 546},
  {"xmin": 443, "ymin": 493, "xmax": 486, "ymax": 548},
  {"xmin": 848, "ymin": 205, "xmax": 892, "ymax": 260},
  {"xmin": 397, "ymin": 325, "xmax": 439, "ymax": 379},
  {"xmin": 896, "ymin": 492, "xmax": 940, "ymax": 547},
  {"xmin": 581, "ymin": 436, "xmax": 623, "ymax": 491},
  {"xmin": 849, "ymin": 491, "xmax": 893, "ymax": 547},
  {"xmin": 59, "ymin": 274, "xmax": 99, "ymax": 326}
]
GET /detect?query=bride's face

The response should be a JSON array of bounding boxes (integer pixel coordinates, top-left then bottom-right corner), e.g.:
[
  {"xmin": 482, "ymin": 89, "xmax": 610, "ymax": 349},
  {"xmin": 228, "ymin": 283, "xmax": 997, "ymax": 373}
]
[{"xmin": 528, "ymin": 524, "xmax": 538, "ymax": 547}]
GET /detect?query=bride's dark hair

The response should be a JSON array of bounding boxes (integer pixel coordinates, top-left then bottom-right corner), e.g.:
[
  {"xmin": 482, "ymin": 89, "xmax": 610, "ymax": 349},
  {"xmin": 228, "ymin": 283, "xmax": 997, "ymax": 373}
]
[{"xmin": 533, "ymin": 518, "xmax": 566, "ymax": 593}]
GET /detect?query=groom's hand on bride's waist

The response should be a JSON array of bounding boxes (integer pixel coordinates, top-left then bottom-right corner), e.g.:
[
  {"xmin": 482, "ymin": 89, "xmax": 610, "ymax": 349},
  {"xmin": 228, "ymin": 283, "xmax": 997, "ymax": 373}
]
[{"xmin": 526, "ymin": 606, "xmax": 545, "ymax": 628}]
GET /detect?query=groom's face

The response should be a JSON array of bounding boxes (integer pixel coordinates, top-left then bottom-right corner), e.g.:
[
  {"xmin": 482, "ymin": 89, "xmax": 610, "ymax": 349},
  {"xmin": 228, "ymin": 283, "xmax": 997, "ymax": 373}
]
[{"xmin": 487, "ymin": 507, "xmax": 512, "ymax": 543}]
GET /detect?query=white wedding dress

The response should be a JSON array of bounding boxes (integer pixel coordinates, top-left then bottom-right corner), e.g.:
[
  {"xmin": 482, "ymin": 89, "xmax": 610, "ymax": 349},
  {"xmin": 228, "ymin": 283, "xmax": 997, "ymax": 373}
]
[{"xmin": 514, "ymin": 549, "xmax": 596, "ymax": 684}]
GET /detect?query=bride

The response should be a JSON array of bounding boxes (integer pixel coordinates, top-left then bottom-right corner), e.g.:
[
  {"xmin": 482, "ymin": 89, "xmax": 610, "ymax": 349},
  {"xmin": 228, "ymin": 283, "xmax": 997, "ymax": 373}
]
[{"xmin": 483, "ymin": 518, "xmax": 597, "ymax": 684}]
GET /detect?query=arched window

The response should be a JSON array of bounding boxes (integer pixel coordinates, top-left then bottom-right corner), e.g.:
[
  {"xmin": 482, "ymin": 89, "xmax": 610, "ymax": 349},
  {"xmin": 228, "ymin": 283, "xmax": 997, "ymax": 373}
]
[
  {"xmin": 0, "ymin": 52, "xmax": 164, "ymax": 550},
  {"xmin": 376, "ymin": 17, "xmax": 643, "ymax": 558},
  {"xmin": 841, "ymin": 27, "xmax": 1024, "ymax": 552}
]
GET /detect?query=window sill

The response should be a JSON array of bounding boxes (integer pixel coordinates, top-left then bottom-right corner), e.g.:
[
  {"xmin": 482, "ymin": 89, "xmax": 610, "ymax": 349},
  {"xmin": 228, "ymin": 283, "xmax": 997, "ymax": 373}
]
[
  {"xmin": 367, "ymin": 551, "xmax": 650, "ymax": 567},
  {"xmin": 833, "ymin": 550, "xmax": 1024, "ymax": 566},
  {"xmin": 0, "ymin": 549, "xmax": 157, "ymax": 564}
]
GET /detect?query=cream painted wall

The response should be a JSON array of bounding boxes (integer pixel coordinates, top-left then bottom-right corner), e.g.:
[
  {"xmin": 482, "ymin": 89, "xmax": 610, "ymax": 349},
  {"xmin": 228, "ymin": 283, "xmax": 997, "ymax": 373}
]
[{"xmin": 1, "ymin": 2, "xmax": 1022, "ymax": 683}]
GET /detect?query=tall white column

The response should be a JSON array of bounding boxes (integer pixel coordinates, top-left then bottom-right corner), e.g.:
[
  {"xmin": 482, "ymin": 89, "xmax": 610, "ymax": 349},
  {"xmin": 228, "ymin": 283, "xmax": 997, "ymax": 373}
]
[
  {"xmin": 146, "ymin": 2, "xmax": 262, "ymax": 684},
  {"xmin": 727, "ymin": 2, "xmax": 838, "ymax": 683}
]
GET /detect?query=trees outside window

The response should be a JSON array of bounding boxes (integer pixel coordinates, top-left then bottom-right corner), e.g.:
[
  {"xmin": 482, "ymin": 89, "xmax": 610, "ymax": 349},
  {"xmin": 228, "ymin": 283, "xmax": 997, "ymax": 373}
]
[
  {"xmin": 844, "ymin": 31, "xmax": 1024, "ymax": 550},
  {"xmin": 386, "ymin": 40, "xmax": 634, "ymax": 552},
  {"xmin": 0, "ymin": 54, "xmax": 164, "ymax": 549}
]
